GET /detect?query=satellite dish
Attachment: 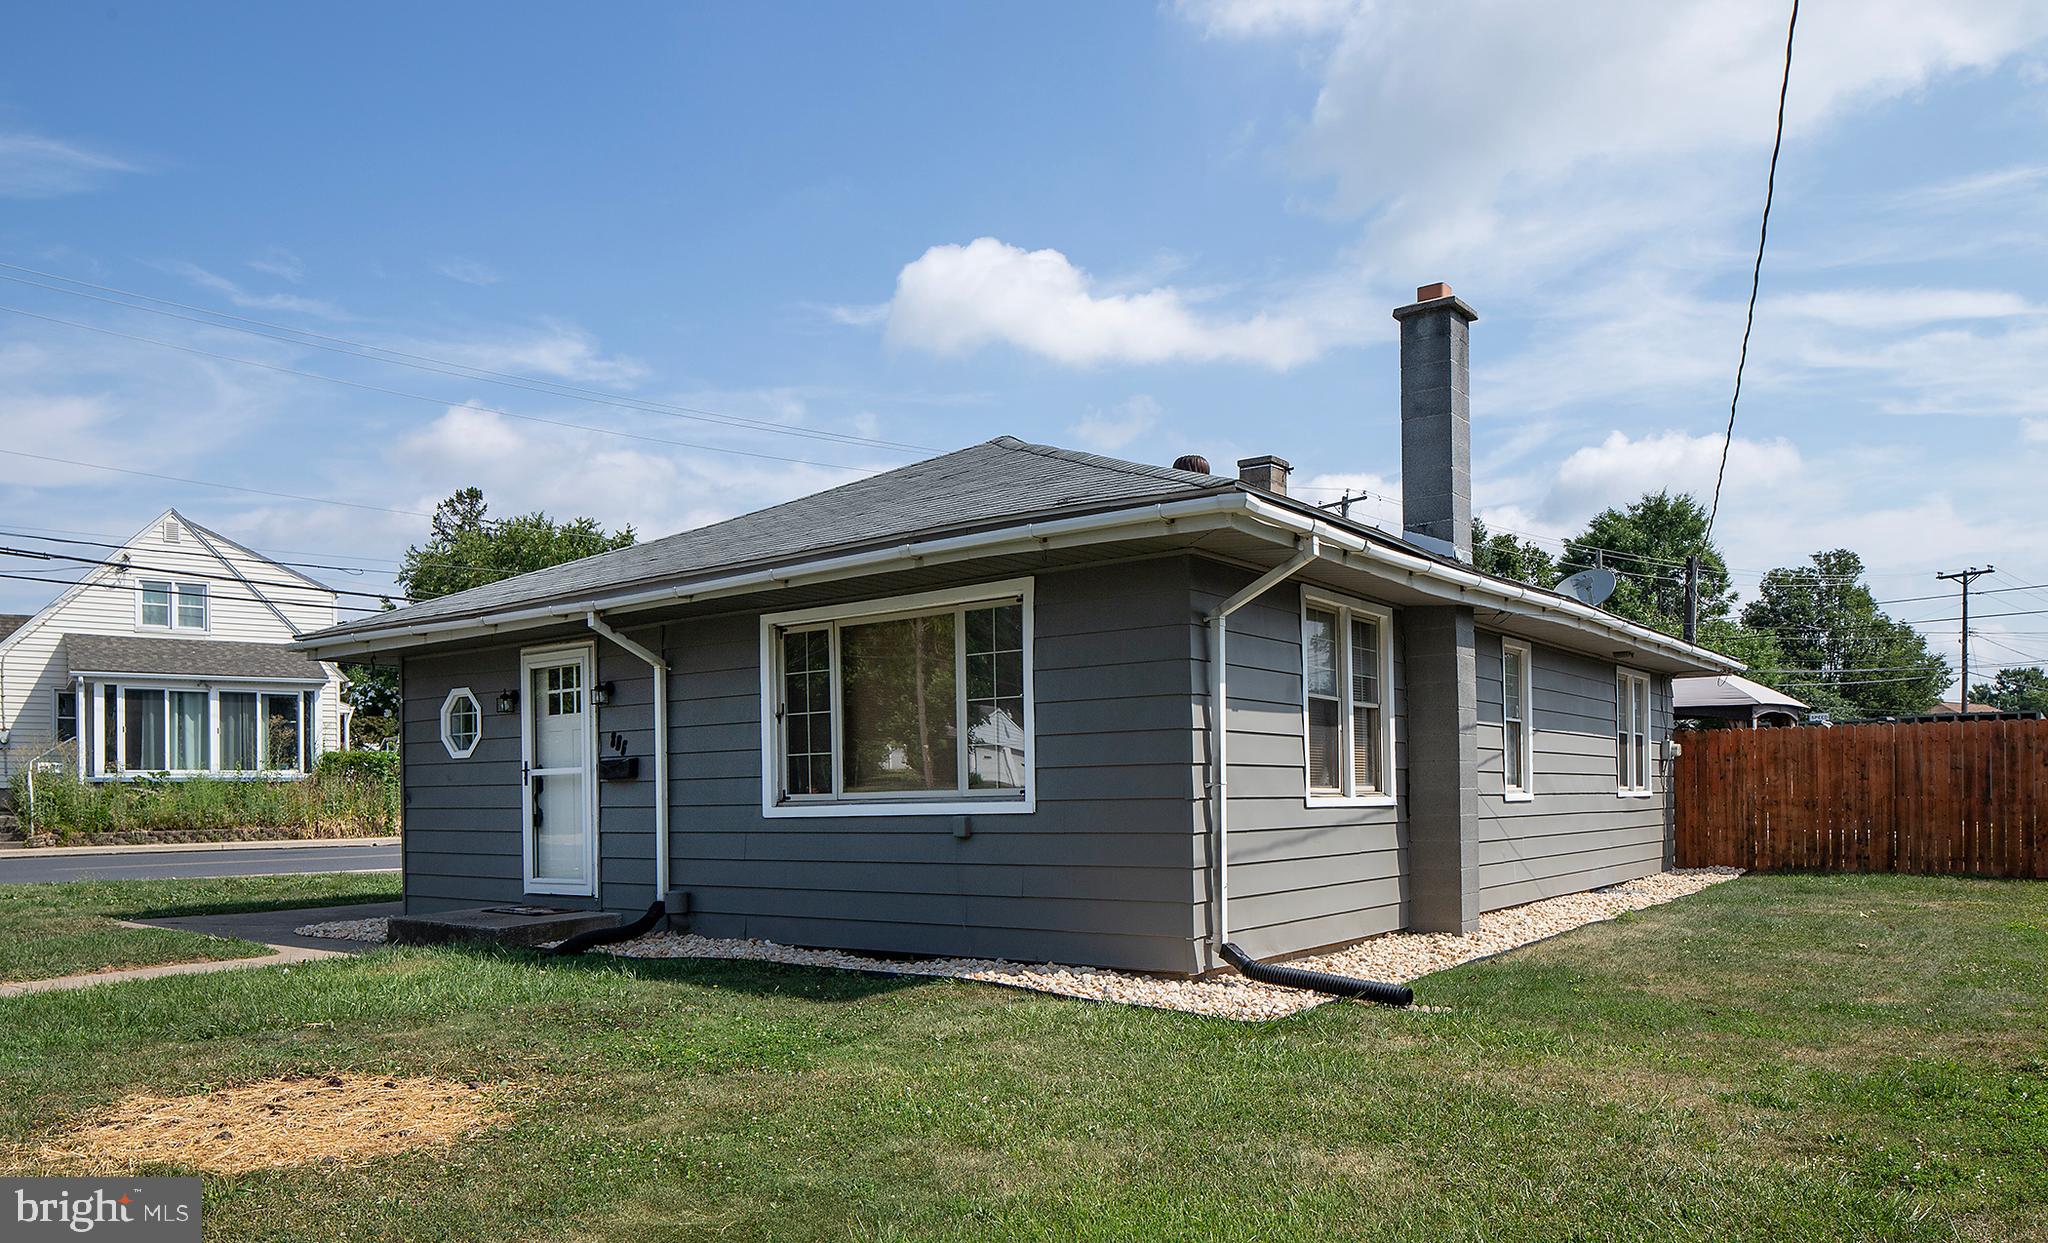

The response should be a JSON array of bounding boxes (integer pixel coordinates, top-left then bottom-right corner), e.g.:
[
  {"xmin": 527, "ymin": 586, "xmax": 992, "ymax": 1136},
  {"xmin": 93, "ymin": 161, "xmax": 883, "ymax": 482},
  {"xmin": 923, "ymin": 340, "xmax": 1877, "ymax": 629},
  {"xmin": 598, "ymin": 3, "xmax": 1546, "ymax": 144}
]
[{"xmin": 1557, "ymin": 567, "xmax": 1618, "ymax": 608}]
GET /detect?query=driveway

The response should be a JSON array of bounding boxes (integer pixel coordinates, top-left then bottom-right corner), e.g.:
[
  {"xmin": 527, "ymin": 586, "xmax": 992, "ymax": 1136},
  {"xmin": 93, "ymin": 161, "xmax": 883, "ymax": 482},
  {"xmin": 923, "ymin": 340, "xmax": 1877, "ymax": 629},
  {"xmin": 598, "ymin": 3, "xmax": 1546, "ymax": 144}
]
[{"xmin": 0, "ymin": 841, "xmax": 400, "ymax": 885}]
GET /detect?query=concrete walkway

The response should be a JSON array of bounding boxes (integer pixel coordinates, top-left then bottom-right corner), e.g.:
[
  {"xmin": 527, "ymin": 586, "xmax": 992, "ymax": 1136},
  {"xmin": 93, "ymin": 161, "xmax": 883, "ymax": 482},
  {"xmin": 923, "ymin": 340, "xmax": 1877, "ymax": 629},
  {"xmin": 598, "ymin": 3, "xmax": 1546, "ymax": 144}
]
[{"xmin": 0, "ymin": 900, "xmax": 400, "ymax": 999}]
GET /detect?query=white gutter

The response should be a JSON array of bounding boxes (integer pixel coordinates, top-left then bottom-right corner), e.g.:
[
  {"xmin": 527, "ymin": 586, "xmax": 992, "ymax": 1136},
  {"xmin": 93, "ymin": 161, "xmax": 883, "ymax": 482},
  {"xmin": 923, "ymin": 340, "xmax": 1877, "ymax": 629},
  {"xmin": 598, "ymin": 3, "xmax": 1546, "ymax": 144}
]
[
  {"xmin": 1205, "ymin": 536, "xmax": 1320, "ymax": 969},
  {"xmin": 584, "ymin": 611, "xmax": 670, "ymax": 899},
  {"xmin": 297, "ymin": 489, "xmax": 1736, "ymax": 676},
  {"xmin": 1232, "ymin": 496, "xmax": 1740, "ymax": 674}
]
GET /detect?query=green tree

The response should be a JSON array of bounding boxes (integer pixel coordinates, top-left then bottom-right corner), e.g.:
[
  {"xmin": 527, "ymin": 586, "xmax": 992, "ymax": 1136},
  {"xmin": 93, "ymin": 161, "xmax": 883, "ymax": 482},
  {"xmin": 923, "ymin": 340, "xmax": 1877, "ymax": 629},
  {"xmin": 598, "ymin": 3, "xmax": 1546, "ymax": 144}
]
[
  {"xmin": 1970, "ymin": 666, "xmax": 2048, "ymax": 715},
  {"xmin": 1560, "ymin": 491, "xmax": 1732, "ymax": 635},
  {"xmin": 398, "ymin": 486, "xmax": 637, "ymax": 602},
  {"xmin": 1471, "ymin": 518, "xmax": 1558, "ymax": 588},
  {"xmin": 1740, "ymin": 549, "xmax": 1949, "ymax": 720},
  {"xmin": 340, "ymin": 663, "xmax": 401, "ymax": 749}
]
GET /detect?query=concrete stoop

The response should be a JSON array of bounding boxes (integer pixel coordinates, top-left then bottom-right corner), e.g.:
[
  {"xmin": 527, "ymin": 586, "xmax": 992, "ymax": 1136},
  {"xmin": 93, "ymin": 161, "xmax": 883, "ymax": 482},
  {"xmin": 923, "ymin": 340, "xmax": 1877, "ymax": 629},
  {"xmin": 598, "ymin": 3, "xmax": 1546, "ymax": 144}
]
[{"xmin": 387, "ymin": 905, "xmax": 619, "ymax": 948}]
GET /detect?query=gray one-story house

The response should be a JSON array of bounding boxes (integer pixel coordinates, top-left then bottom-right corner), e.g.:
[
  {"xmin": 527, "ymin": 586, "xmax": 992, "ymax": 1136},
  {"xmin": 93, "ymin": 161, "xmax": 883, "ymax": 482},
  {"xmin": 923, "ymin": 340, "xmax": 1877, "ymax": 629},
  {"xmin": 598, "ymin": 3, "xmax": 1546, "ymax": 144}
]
[{"xmin": 299, "ymin": 284, "xmax": 1738, "ymax": 975}]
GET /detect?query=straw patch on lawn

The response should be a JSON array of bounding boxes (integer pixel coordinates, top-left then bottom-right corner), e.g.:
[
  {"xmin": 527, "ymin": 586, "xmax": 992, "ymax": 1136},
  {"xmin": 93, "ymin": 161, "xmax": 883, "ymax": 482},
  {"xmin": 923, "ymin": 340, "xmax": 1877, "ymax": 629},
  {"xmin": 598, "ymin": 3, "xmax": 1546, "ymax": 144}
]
[{"xmin": 41, "ymin": 1075, "xmax": 506, "ymax": 1174}]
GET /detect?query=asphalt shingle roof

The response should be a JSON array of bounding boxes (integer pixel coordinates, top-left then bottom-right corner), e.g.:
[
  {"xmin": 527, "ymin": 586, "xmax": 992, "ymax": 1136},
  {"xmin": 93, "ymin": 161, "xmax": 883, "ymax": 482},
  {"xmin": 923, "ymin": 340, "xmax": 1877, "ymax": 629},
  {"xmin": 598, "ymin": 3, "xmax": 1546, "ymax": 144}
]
[
  {"xmin": 306, "ymin": 437, "xmax": 1238, "ymax": 640},
  {"xmin": 65, "ymin": 634, "xmax": 330, "ymax": 682},
  {"xmin": 0, "ymin": 614, "xmax": 29, "ymax": 644}
]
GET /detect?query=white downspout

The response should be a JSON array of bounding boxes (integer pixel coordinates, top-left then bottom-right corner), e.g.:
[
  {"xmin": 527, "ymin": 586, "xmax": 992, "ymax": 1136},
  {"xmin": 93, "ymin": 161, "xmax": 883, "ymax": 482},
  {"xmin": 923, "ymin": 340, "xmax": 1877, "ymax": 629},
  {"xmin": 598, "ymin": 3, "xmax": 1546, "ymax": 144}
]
[
  {"xmin": 1205, "ymin": 536, "xmax": 1320, "ymax": 969},
  {"xmin": 585, "ymin": 611, "xmax": 670, "ymax": 900}
]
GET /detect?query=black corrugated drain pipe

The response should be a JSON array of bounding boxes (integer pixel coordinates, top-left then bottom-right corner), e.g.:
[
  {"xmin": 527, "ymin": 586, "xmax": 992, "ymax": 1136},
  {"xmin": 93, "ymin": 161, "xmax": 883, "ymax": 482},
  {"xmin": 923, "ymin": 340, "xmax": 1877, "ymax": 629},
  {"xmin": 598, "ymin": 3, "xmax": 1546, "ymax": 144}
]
[
  {"xmin": 550, "ymin": 901, "xmax": 666, "ymax": 957},
  {"xmin": 1220, "ymin": 942, "xmax": 1412, "ymax": 1007}
]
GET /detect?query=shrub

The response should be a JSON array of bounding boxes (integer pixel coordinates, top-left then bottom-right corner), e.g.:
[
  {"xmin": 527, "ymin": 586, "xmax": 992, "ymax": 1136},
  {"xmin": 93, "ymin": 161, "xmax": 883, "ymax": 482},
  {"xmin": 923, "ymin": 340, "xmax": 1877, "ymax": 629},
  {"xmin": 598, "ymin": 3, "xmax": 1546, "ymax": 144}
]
[{"xmin": 10, "ymin": 762, "xmax": 401, "ymax": 843}]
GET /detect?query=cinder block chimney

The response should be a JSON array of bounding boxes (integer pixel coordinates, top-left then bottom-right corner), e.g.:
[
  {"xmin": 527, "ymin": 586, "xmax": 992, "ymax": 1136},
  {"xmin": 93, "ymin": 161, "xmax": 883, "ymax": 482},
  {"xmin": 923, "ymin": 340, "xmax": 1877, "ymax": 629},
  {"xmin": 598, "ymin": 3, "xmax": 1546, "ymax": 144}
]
[
  {"xmin": 1392, "ymin": 282, "xmax": 1478, "ymax": 562},
  {"xmin": 1236, "ymin": 455, "xmax": 1290, "ymax": 496}
]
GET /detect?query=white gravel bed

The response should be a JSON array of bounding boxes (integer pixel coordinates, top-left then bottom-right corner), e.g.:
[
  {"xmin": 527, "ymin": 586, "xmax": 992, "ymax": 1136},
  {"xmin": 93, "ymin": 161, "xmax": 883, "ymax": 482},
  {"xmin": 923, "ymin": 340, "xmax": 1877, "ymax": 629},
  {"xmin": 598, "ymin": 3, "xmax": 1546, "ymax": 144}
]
[
  {"xmin": 291, "ymin": 868, "xmax": 1742, "ymax": 1021},
  {"xmin": 295, "ymin": 917, "xmax": 390, "ymax": 942}
]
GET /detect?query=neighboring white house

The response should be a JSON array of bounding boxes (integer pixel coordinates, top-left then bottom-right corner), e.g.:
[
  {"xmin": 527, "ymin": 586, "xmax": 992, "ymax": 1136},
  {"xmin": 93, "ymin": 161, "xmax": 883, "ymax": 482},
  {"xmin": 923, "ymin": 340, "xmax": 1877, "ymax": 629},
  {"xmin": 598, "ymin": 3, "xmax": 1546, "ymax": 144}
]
[{"xmin": 0, "ymin": 509, "xmax": 348, "ymax": 784}]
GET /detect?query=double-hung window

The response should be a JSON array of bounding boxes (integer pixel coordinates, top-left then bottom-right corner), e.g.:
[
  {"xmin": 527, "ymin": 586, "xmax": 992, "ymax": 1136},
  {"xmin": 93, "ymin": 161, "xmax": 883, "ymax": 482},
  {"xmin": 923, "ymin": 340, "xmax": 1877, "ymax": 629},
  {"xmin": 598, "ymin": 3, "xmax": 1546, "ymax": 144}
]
[
  {"xmin": 1502, "ymin": 639, "xmax": 1534, "ymax": 801},
  {"xmin": 1302, "ymin": 593, "xmax": 1393, "ymax": 804},
  {"xmin": 1616, "ymin": 670, "xmax": 1652, "ymax": 795},
  {"xmin": 138, "ymin": 579, "xmax": 208, "ymax": 630},
  {"xmin": 763, "ymin": 580, "xmax": 1034, "ymax": 815}
]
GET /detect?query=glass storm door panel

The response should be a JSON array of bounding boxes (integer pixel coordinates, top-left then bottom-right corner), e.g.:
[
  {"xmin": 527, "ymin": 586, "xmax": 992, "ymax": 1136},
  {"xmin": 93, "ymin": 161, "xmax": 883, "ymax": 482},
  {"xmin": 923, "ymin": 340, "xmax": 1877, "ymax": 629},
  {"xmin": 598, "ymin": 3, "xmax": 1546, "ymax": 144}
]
[{"xmin": 523, "ymin": 650, "xmax": 594, "ymax": 893}]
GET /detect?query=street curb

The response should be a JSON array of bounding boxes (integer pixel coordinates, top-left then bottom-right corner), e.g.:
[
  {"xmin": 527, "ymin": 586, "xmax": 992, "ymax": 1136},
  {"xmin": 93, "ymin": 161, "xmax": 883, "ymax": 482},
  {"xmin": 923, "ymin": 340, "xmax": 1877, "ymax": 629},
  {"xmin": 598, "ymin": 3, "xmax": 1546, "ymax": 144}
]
[{"xmin": 2, "ymin": 836, "xmax": 401, "ymax": 859}]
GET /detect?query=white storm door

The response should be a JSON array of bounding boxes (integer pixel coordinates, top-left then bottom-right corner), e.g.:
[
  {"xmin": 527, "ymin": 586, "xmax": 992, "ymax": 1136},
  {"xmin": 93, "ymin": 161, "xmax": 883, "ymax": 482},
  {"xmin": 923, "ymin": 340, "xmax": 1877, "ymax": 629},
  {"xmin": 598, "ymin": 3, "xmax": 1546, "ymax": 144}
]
[{"xmin": 521, "ymin": 644, "xmax": 597, "ymax": 896}]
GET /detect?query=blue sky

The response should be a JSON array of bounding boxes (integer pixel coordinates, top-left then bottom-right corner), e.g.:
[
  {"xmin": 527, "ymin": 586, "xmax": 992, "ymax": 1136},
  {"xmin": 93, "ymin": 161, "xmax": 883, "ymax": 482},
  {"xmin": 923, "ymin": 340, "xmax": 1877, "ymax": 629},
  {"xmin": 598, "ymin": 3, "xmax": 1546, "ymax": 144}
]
[{"xmin": 3, "ymin": 1, "xmax": 2047, "ymax": 691}]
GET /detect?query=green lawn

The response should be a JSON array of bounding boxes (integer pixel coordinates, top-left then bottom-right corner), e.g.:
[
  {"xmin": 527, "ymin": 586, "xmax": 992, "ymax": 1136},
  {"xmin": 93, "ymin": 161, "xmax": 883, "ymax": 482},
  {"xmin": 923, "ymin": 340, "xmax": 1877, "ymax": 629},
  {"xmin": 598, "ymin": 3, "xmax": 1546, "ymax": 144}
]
[
  {"xmin": 1, "ymin": 873, "xmax": 2043, "ymax": 1241},
  {"xmin": 0, "ymin": 873, "xmax": 401, "ymax": 984}
]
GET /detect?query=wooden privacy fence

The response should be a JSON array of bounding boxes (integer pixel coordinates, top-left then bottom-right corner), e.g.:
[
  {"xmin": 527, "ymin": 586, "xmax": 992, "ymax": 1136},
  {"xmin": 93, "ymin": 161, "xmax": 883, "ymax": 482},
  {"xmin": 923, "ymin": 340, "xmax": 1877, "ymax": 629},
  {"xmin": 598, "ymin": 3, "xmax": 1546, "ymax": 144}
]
[{"xmin": 1675, "ymin": 718, "xmax": 2048, "ymax": 877}]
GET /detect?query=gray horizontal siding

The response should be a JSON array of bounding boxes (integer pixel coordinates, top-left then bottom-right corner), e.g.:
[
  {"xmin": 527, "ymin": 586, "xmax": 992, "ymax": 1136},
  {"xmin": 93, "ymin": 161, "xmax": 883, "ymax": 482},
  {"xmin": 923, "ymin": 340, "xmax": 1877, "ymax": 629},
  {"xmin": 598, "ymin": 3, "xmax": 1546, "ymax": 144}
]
[
  {"xmin": 663, "ymin": 556, "xmax": 1207, "ymax": 973},
  {"xmin": 1193, "ymin": 558, "xmax": 1408, "ymax": 960},
  {"xmin": 1474, "ymin": 630, "xmax": 1673, "ymax": 913}
]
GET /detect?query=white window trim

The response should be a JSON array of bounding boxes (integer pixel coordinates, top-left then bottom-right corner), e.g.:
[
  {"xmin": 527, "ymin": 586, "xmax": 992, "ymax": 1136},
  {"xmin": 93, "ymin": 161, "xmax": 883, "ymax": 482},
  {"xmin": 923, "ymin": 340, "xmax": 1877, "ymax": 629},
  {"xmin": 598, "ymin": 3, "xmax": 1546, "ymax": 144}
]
[
  {"xmin": 440, "ymin": 687, "xmax": 483, "ymax": 759},
  {"xmin": 1502, "ymin": 638, "xmax": 1535, "ymax": 803},
  {"xmin": 520, "ymin": 641, "xmax": 600, "ymax": 897},
  {"xmin": 758, "ymin": 578, "xmax": 1036, "ymax": 818},
  {"xmin": 1300, "ymin": 589, "xmax": 1397, "ymax": 809},
  {"xmin": 134, "ymin": 578, "xmax": 210, "ymax": 632},
  {"xmin": 1617, "ymin": 668, "xmax": 1654, "ymax": 797},
  {"xmin": 89, "ymin": 680, "xmax": 318, "ymax": 780}
]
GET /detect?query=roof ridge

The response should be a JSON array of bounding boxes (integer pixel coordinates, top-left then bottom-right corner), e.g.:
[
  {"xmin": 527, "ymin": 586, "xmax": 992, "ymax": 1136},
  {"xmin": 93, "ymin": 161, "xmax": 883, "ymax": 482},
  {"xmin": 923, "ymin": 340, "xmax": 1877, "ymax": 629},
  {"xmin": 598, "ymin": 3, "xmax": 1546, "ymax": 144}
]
[{"xmin": 992, "ymin": 437, "xmax": 1232, "ymax": 489}]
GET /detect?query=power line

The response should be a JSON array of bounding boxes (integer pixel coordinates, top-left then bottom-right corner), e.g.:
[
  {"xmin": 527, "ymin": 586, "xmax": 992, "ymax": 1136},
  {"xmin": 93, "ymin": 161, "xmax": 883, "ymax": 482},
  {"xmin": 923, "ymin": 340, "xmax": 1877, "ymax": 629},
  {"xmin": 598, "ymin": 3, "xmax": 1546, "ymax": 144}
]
[
  {"xmin": 0, "ymin": 303, "xmax": 893, "ymax": 474},
  {"xmin": 1707, "ymin": 0, "xmax": 1798, "ymax": 537},
  {"xmin": 0, "ymin": 525, "xmax": 503, "ymax": 585},
  {"xmin": 0, "ymin": 546, "xmax": 407, "ymax": 604},
  {"xmin": 0, "ymin": 261, "xmax": 937, "ymax": 456},
  {"xmin": 0, "ymin": 448, "xmax": 433, "ymax": 518},
  {"xmin": 0, "ymin": 569, "xmax": 388, "ymax": 615}
]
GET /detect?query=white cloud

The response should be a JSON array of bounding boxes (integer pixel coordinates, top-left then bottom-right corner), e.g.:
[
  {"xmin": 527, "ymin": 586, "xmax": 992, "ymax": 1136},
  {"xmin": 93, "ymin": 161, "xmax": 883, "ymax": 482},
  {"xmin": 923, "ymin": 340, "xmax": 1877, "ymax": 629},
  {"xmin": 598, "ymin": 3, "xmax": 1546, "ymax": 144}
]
[
  {"xmin": 0, "ymin": 131, "xmax": 139, "ymax": 197},
  {"xmin": 1767, "ymin": 287, "xmax": 2039, "ymax": 329},
  {"xmin": 2025, "ymin": 419, "xmax": 2048, "ymax": 443},
  {"xmin": 1547, "ymin": 429, "xmax": 1802, "ymax": 518},
  {"xmin": 161, "ymin": 261, "xmax": 349, "ymax": 318},
  {"xmin": 884, "ymin": 237, "xmax": 1324, "ymax": 369},
  {"xmin": 412, "ymin": 322, "xmax": 648, "ymax": 386},
  {"xmin": 245, "ymin": 248, "xmax": 305, "ymax": 283},
  {"xmin": 1067, "ymin": 395, "xmax": 1163, "ymax": 453},
  {"xmin": 435, "ymin": 258, "xmax": 502, "ymax": 286},
  {"xmin": 1179, "ymin": 0, "xmax": 1354, "ymax": 38},
  {"xmin": 814, "ymin": 302, "xmax": 890, "ymax": 328}
]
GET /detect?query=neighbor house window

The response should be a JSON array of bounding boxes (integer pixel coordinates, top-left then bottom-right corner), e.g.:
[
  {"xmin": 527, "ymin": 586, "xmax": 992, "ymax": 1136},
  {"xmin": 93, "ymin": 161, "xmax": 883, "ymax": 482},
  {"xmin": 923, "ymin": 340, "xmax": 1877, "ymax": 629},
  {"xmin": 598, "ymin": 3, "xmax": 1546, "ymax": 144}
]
[
  {"xmin": 54, "ymin": 689, "xmax": 78, "ymax": 743},
  {"xmin": 441, "ymin": 688, "xmax": 482, "ymax": 759},
  {"xmin": 1303, "ymin": 593, "xmax": 1393, "ymax": 804},
  {"xmin": 1502, "ymin": 639, "xmax": 1533, "ymax": 801},
  {"xmin": 138, "ymin": 579, "xmax": 207, "ymax": 630},
  {"xmin": 761, "ymin": 580, "xmax": 1034, "ymax": 815},
  {"xmin": 263, "ymin": 692, "xmax": 305, "ymax": 773},
  {"xmin": 220, "ymin": 692, "xmax": 261, "ymax": 772},
  {"xmin": 1617, "ymin": 670, "xmax": 1652, "ymax": 795}
]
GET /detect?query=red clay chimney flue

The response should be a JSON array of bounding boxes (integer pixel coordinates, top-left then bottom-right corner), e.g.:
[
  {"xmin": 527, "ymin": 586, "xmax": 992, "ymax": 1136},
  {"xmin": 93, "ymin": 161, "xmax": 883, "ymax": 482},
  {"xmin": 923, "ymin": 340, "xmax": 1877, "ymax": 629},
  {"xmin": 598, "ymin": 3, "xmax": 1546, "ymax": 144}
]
[{"xmin": 1414, "ymin": 281, "xmax": 1453, "ymax": 302}]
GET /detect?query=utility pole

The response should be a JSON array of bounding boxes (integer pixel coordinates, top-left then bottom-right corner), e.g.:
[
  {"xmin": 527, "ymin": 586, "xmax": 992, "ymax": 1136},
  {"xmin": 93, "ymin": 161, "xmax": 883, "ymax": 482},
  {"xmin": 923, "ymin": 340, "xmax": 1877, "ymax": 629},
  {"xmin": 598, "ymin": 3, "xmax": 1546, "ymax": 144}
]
[
  {"xmin": 1683, "ymin": 555, "xmax": 1700, "ymax": 644},
  {"xmin": 1935, "ymin": 565, "xmax": 1994, "ymax": 713}
]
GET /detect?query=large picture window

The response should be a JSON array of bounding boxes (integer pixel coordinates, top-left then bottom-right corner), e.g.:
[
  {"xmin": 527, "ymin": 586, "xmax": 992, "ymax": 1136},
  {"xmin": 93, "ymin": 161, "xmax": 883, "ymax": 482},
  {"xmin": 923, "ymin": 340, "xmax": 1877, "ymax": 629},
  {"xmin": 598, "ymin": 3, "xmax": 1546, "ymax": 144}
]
[
  {"xmin": 762, "ymin": 580, "xmax": 1034, "ymax": 816},
  {"xmin": 1302, "ymin": 593, "xmax": 1394, "ymax": 804},
  {"xmin": 98, "ymin": 684, "xmax": 315, "ymax": 776},
  {"xmin": 1502, "ymin": 639, "xmax": 1533, "ymax": 801},
  {"xmin": 1617, "ymin": 670, "xmax": 1652, "ymax": 795}
]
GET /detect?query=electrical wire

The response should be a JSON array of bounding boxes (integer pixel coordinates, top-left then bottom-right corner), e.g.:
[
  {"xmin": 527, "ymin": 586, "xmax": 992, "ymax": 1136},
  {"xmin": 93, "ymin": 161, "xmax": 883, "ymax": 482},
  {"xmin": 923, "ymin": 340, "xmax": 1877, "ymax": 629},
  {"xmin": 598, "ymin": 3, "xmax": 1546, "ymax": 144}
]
[
  {"xmin": 0, "ymin": 546, "xmax": 406, "ymax": 604},
  {"xmin": 1707, "ymin": 0, "xmax": 1798, "ymax": 537},
  {"xmin": 0, "ymin": 570, "xmax": 388, "ymax": 615},
  {"xmin": 0, "ymin": 261, "xmax": 938, "ymax": 455},
  {"xmin": 0, "ymin": 303, "xmax": 889, "ymax": 474},
  {"xmin": 0, "ymin": 447, "xmax": 433, "ymax": 518}
]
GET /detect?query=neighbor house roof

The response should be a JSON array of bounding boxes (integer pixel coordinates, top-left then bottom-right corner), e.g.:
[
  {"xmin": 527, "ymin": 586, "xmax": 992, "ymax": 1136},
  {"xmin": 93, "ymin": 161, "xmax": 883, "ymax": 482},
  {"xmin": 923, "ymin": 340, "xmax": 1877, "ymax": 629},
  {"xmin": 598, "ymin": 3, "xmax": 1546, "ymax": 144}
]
[
  {"xmin": 0, "ymin": 615, "xmax": 29, "ymax": 644},
  {"xmin": 1673, "ymin": 675, "xmax": 1808, "ymax": 714},
  {"xmin": 297, "ymin": 436, "xmax": 1741, "ymax": 675},
  {"xmin": 65, "ymin": 634, "xmax": 330, "ymax": 683}
]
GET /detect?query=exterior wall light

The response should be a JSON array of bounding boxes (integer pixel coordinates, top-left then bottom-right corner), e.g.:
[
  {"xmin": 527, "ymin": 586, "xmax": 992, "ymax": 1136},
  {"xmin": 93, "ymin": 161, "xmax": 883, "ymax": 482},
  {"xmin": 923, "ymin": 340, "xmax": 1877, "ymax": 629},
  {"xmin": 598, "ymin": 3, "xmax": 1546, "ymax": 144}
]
[
  {"xmin": 495, "ymin": 690, "xmax": 519, "ymax": 715},
  {"xmin": 593, "ymin": 681, "xmax": 615, "ymax": 707}
]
